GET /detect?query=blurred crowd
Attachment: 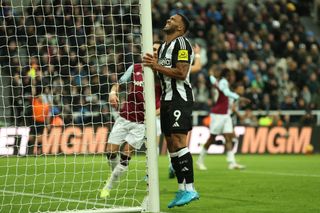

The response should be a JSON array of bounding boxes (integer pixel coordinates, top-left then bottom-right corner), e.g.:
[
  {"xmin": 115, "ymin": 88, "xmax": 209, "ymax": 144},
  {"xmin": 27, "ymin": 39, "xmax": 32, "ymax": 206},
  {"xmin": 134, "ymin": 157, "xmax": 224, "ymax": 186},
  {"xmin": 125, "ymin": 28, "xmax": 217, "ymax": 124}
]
[
  {"xmin": 152, "ymin": 0, "xmax": 318, "ymax": 126},
  {"xmin": 0, "ymin": 0, "xmax": 141, "ymax": 127},
  {"xmin": 0, "ymin": 0, "xmax": 318, "ymax": 127}
]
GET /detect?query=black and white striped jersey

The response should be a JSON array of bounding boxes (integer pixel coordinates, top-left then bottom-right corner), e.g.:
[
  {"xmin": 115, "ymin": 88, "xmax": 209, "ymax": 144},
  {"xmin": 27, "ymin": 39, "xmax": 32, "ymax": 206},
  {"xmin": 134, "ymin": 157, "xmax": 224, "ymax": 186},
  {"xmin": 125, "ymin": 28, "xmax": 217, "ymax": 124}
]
[{"xmin": 157, "ymin": 36, "xmax": 194, "ymax": 102}]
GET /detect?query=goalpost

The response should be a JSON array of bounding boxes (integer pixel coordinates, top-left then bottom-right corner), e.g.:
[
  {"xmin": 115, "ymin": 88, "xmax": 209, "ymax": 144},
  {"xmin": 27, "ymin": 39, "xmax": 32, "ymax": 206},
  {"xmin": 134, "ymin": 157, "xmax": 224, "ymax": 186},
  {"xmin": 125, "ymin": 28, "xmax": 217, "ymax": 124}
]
[{"xmin": 0, "ymin": 0, "xmax": 159, "ymax": 212}]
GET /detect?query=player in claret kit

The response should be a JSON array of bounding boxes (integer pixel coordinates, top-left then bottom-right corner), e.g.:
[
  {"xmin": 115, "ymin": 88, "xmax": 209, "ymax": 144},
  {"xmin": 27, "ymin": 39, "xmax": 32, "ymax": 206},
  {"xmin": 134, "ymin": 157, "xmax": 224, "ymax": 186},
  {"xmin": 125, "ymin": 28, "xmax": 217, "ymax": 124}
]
[
  {"xmin": 197, "ymin": 68, "xmax": 250, "ymax": 170},
  {"xmin": 100, "ymin": 43, "xmax": 162, "ymax": 198}
]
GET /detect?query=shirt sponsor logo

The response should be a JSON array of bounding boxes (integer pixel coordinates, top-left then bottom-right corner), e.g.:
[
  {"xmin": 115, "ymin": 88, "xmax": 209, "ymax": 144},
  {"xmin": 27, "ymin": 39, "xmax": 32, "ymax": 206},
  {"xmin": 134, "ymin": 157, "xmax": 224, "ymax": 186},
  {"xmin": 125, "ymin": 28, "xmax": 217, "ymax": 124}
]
[
  {"xmin": 134, "ymin": 80, "xmax": 143, "ymax": 87},
  {"xmin": 178, "ymin": 50, "xmax": 188, "ymax": 61},
  {"xmin": 158, "ymin": 58, "xmax": 171, "ymax": 66}
]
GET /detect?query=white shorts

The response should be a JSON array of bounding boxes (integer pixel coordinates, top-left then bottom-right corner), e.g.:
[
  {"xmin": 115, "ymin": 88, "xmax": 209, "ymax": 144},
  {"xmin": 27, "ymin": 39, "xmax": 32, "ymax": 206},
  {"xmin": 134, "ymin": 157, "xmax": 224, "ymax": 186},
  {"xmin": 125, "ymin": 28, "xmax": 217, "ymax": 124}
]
[
  {"xmin": 209, "ymin": 113, "xmax": 233, "ymax": 135},
  {"xmin": 108, "ymin": 116, "xmax": 145, "ymax": 149},
  {"xmin": 156, "ymin": 116, "xmax": 161, "ymax": 136}
]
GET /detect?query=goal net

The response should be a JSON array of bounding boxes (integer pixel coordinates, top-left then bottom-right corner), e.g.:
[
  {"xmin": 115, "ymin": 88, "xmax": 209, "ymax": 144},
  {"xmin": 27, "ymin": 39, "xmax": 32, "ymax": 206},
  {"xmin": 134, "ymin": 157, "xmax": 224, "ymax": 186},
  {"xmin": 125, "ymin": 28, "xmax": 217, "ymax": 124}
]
[{"xmin": 0, "ymin": 0, "xmax": 157, "ymax": 212}]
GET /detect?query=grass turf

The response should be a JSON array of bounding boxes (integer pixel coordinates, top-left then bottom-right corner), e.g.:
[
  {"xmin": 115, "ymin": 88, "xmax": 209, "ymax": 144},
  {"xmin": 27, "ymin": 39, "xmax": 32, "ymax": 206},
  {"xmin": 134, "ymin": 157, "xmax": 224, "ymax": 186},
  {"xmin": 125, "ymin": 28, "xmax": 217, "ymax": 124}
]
[{"xmin": 0, "ymin": 154, "xmax": 319, "ymax": 213}]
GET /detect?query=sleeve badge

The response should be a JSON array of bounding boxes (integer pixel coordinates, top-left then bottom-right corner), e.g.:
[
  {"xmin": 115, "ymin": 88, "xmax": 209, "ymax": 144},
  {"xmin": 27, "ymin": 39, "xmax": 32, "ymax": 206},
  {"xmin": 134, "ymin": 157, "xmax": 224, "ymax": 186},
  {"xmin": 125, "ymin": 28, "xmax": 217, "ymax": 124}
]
[{"xmin": 178, "ymin": 49, "xmax": 189, "ymax": 61}]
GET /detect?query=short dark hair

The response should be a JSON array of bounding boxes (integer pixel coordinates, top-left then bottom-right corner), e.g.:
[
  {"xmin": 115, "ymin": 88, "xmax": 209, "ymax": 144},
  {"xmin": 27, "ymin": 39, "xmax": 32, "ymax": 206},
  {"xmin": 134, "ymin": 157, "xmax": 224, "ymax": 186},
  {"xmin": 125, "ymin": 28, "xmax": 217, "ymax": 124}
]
[
  {"xmin": 177, "ymin": 13, "xmax": 190, "ymax": 33},
  {"xmin": 220, "ymin": 68, "xmax": 232, "ymax": 78}
]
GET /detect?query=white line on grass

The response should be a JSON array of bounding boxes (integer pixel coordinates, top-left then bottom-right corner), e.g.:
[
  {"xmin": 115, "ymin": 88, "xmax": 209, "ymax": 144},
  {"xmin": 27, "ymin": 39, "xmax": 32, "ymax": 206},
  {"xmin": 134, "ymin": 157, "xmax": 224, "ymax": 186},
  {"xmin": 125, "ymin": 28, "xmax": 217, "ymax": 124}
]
[
  {"xmin": 240, "ymin": 170, "xmax": 320, "ymax": 178},
  {"xmin": 0, "ymin": 189, "xmax": 110, "ymax": 208}
]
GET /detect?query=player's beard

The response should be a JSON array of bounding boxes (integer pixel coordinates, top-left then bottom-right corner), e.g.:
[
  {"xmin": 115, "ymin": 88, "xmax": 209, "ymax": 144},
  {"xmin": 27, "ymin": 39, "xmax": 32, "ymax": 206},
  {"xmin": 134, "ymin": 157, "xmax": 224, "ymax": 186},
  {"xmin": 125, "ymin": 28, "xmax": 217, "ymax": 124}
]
[{"xmin": 163, "ymin": 26, "xmax": 175, "ymax": 35}]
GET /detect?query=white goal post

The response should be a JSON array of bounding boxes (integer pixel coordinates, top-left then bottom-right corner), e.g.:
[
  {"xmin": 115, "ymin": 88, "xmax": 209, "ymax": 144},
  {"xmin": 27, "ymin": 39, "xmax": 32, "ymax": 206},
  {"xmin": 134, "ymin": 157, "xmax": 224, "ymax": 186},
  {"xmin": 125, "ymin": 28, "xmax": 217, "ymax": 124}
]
[
  {"xmin": 0, "ymin": 0, "xmax": 159, "ymax": 212},
  {"xmin": 141, "ymin": 0, "xmax": 161, "ymax": 212}
]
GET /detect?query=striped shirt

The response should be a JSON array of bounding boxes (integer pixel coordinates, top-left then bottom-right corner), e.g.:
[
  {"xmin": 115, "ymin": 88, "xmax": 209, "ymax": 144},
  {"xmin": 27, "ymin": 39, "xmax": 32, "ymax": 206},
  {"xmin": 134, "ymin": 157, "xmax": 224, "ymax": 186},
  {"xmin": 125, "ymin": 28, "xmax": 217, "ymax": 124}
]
[{"xmin": 157, "ymin": 36, "xmax": 194, "ymax": 101}]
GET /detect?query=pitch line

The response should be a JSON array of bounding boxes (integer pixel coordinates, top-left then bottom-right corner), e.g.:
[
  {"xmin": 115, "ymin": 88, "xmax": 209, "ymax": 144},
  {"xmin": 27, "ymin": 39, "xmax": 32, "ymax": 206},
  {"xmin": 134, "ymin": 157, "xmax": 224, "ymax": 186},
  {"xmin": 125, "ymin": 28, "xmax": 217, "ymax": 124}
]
[
  {"xmin": 240, "ymin": 170, "xmax": 320, "ymax": 178},
  {"xmin": 0, "ymin": 189, "xmax": 111, "ymax": 208}
]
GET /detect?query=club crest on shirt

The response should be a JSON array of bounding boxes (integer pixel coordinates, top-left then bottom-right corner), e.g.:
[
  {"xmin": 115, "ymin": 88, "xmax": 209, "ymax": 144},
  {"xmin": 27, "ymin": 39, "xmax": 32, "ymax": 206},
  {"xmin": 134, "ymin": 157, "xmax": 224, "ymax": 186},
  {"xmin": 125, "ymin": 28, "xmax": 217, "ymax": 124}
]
[{"xmin": 178, "ymin": 50, "xmax": 188, "ymax": 61}]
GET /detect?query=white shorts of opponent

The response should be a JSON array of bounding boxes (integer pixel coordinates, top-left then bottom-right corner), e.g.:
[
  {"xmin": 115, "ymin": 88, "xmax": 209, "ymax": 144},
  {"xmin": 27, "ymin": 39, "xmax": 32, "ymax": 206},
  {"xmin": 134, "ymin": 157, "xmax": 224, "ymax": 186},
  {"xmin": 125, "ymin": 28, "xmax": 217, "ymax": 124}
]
[
  {"xmin": 210, "ymin": 113, "xmax": 233, "ymax": 135},
  {"xmin": 156, "ymin": 116, "xmax": 161, "ymax": 137},
  {"xmin": 108, "ymin": 116, "xmax": 145, "ymax": 149}
]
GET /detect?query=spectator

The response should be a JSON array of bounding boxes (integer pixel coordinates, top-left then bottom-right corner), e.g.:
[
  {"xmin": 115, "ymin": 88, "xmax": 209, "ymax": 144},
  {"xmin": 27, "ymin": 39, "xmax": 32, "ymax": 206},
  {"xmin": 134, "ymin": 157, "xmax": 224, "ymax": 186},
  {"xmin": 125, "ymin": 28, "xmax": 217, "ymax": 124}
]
[
  {"xmin": 300, "ymin": 109, "xmax": 316, "ymax": 126},
  {"xmin": 1, "ymin": 0, "xmax": 319, "ymax": 130},
  {"xmin": 296, "ymin": 97, "xmax": 307, "ymax": 110},
  {"xmin": 193, "ymin": 73, "xmax": 212, "ymax": 111},
  {"xmin": 30, "ymin": 88, "xmax": 51, "ymax": 155},
  {"xmin": 310, "ymin": 87, "xmax": 320, "ymax": 109},
  {"xmin": 272, "ymin": 112, "xmax": 285, "ymax": 126},
  {"xmin": 307, "ymin": 72, "xmax": 320, "ymax": 94},
  {"xmin": 281, "ymin": 95, "xmax": 297, "ymax": 110},
  {"xmin": 301, "ymin": 85, "xmax": 312, "ymax": 106}
]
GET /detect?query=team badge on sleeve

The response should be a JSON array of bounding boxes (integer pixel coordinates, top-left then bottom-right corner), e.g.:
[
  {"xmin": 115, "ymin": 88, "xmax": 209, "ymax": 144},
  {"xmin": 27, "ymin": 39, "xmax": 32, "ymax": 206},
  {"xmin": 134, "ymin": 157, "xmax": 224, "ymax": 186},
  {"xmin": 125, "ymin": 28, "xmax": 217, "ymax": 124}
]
[{"xmin": 178, "ymin": 50, "xmax": 189, "ymax": 61}]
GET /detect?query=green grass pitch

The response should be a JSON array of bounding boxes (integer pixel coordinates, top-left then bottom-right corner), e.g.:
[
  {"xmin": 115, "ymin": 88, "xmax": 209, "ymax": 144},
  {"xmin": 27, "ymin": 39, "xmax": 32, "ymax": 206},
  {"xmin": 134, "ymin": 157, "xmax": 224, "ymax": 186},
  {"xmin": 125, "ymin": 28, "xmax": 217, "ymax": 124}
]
[{"xmin": 0, "ymin": 154, "xmax": 319, "ymax": 213}]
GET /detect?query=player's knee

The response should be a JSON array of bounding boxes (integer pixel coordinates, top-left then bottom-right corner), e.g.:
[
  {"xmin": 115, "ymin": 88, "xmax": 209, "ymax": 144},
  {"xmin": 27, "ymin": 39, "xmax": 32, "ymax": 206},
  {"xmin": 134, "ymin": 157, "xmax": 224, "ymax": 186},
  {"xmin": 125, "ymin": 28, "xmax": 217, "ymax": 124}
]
[
  {"xmin": 106, "ymin": 152, "xmax": 117, "ymax": 160},
  {"xmin": 120, "ymin": 153, "xmax": 131, "ymax": 166}
]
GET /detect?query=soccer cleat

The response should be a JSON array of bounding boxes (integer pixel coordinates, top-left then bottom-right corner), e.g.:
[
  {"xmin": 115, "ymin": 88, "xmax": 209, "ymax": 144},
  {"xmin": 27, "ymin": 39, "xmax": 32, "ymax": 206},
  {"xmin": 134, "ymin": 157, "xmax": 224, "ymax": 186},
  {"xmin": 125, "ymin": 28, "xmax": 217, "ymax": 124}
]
[
  {"xmin": 228, "ymin": 163, "xmax": 246, "ymax": 170},
  {"xmin": 168, "ymin": 167, "xmax": 175, "ymax": 179},
  {"xmin": 167, "ymin": 190, "xmax": 184, "ymax": 208},
  {"xmin": 196, "ymin": 161, "xmax": 207, "ymax": 170},
  {"xmin": 175, "ymin": 190, "xmax": 200, "ymax": 207},
  {"xmin": 100, "ymin": 178, "xmax": 111, "ymax": 198},
  {"xmin": 100, "ymin": 188, "xmax": 110, "ymax": 198}
]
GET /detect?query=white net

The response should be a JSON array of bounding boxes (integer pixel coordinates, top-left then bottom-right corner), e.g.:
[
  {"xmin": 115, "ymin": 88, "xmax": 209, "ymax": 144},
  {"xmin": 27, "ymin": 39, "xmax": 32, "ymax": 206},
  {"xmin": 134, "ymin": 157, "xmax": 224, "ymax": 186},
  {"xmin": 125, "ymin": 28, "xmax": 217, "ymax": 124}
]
[{"xmin": 0, "ymin": 0, "xmax": 148, "ymax": 212}]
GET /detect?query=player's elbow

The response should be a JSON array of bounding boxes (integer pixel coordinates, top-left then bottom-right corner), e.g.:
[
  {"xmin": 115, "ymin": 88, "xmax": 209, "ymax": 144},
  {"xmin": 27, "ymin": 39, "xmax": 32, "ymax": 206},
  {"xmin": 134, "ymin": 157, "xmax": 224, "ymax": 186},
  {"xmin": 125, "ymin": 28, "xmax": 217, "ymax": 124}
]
[
  {"xmin": 222, "ymin": 90, "xmax": 232, "ymax": 98},
  {"xmin": 176, "ymin": 72, "xmax": 187, "ymax": 80},
  {"xmin": 175, "ymin": 63, "xmax": 189, "ymax": 80}
]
